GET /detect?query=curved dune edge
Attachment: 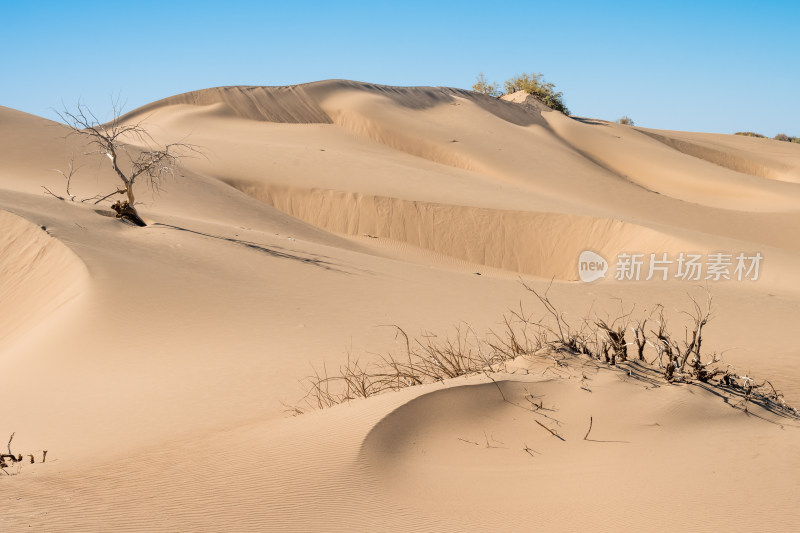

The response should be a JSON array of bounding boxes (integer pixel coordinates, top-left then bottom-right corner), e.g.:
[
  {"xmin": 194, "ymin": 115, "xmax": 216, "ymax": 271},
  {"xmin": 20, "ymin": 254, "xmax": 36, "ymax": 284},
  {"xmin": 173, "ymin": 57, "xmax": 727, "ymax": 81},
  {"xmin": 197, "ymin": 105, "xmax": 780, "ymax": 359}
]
[
  {"xmin": 120, "ymin": 85, "xmax": 334, "ymax": 124},
  {"xmin": 639, "ymin": 130, "xmax": 800, "ymax": 183},
  {"xmin": 119, "ymin": 81, "xmax": 547, "ymax": 128},
  {"xmin": 327, "ymin": 105, "xmax": 485, "ymax": 174},
  {"xmin": 226, "ymin": 181, "xmax": 696, "ymax": 280},
  {"xmin": 543, "ymin": 112, "xmax": 800, "ymax": 212},
  {"xmin": 358, "ymin": 368, "xmax": 800, "ymax": 530},
  {"xmin": 0, "ymin": 209, "xmax": 88, "ymax": 351}
]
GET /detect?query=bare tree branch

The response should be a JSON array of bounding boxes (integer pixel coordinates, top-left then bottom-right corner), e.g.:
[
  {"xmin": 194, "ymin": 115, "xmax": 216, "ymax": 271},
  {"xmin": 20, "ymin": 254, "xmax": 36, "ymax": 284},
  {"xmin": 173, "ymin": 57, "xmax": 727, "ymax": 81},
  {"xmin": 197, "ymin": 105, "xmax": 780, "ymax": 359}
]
[{"xmin": 53, "ymin": 101, "xmax": 200, "ymax": 225}]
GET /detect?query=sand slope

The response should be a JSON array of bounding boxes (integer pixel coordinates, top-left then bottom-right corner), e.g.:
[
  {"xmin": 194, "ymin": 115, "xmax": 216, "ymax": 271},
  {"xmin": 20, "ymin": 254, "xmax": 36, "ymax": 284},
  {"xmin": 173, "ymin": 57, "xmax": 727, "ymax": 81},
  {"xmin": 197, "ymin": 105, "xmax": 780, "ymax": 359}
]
[
  {"xmin": 2, "ymin": 82, "xmax": 800, "ymax": 531},
  {"xmin": 0, "ymin": 209, "xmax": 87, "ymax": 353}
]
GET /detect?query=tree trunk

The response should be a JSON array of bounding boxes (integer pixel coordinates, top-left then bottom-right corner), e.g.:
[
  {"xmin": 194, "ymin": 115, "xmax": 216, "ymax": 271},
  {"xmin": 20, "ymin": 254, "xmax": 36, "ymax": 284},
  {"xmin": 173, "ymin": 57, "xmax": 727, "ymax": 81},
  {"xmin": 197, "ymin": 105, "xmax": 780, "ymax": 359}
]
[{"xmin": 111, "ymin": 200, "xmax": 146, "ymax": 227}]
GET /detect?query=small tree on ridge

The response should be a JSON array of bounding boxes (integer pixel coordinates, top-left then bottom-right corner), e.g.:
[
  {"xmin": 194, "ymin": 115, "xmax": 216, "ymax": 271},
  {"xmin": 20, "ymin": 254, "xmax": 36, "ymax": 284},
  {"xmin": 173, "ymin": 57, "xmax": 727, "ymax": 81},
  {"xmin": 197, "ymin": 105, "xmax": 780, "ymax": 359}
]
[{"xmin": 472, "ymin": 72, "xmax": 500, "ymax": 97}]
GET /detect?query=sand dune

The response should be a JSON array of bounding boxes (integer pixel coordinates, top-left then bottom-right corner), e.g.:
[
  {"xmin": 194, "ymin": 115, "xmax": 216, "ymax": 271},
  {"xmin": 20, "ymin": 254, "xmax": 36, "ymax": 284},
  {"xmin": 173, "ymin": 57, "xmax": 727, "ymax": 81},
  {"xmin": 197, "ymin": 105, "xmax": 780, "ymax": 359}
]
[
  {"xmin": 2, "ymin": 81, "xmax": 800, "ymax": 531},
  {"xmin": 639, "ymin": 129, "xmax": 800, "ymax": 183},
  {"xmin": 362, "ymin": 372, "xmax": 800, "ymax": 531},
  {"xmin": 231, "ymin": 181, "xmax": 698, "ymax": 280},
  {"xmin": 0, "ymin": 209, "xmax": 87, "ymax": 352}
]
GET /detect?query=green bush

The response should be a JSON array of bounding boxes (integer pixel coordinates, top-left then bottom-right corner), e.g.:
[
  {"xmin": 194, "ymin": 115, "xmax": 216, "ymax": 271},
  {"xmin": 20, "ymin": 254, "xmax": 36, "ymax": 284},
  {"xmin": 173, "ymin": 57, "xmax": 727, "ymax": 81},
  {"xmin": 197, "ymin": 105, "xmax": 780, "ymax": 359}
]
[
  {"xmin": 472, "ymin": 72, "xmax": 500, "ymax": 97},
  {"xmin": 734, "ymin": 131, "xmax": 766, "ymax": 138},
  {"xmin": 503, "ymin": 72, "xmax": 570, "ymax": 115}
]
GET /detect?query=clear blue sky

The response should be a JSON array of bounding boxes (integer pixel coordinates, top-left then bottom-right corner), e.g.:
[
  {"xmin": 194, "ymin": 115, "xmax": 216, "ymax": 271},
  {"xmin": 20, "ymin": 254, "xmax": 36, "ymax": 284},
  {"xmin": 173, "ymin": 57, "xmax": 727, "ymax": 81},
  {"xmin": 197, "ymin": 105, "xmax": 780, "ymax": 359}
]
[{"xmin": 2, "ymin": 0, "xmax": 798, "ymax": 136}]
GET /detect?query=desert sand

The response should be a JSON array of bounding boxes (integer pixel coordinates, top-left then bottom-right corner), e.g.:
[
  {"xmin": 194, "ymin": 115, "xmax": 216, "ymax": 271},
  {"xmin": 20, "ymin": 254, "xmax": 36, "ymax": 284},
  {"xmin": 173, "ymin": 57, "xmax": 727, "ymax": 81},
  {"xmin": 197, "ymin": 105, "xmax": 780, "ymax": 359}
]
[{"xmin": 2, "ymin": 81, "xmax": 800, "ymax": 531}]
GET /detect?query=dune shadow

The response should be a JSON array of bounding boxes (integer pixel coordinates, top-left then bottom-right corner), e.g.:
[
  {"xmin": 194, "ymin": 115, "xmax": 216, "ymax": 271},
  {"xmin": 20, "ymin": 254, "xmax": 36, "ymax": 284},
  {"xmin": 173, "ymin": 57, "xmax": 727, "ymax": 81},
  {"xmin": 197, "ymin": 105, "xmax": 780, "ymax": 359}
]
[
  {"xmin": 313, "ymin": 81, "xmax": 549, "ymax": 127},
  {"xmin": 619, "ymin": 360, "xmax": 800, "ymax": 426},
  {"xmin": 571, "ymin": 116, "xmax": 610, "ymax": 126},
  {"xmin": 621, "ymin": 360, "xmax": 668, "ymax": 388},
  {"xmin": 691, "ymin": 380, "xmax": 800, "ymax": 426},
  {"xmin": 636, "ymin": 129, "xmax": 795, "ymax": 182}
]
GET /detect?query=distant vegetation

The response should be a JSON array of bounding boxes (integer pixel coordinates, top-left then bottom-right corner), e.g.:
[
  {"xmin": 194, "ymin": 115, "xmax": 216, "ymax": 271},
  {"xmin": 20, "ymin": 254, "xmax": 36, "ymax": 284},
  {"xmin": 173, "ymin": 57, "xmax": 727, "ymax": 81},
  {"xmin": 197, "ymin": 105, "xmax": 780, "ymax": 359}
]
[
  {"xmin": 473, "ymin": 72, "xmax": 569, "ymax": 115},
  {"xmin": 616, "ymin": 116, "xmax": 634, "ymax": 126},
  {"xmin": 773, "ymin": 133, "xmax": 800, "ymax": 143},
  {"xmin": 472, "ymin": 72, "xmax": 500, "ymax": 98},
  {"xmin": 735, "ymin": 131, "xmax": 799, "ymax": 143}
]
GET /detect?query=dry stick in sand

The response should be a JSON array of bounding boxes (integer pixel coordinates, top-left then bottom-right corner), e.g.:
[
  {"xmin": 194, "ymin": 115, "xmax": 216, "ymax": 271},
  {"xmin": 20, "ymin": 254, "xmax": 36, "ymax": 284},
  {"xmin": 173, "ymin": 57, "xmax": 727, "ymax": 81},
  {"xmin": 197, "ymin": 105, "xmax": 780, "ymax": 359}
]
[
  {"xmin": 535, "ymin": 419, "xmax": 565, "ymax": 441},
  {"xmin": 1, "ymin": 433, "xmax": 20, "ymax": 474},
  {"xmin": 481, "ymin": 363, "xmax": 568, "ymax": 443},
  {"xmin": 522, "ymin": 444, "xmax": 538, "ymax": 457},
  {"xmin": 481, "ymin": 368, "xmax": 507, "ymax": 402},
  {"xmin": 484, "ymin": 368, "xmax": 568, "ymax": 442},
  {"xmin": 484, "ymin": 432, "xmax": 505, "ymax": 449},
  {"xmin": 584, "ymin": 416, "xmax": 593, "ymax": 440}
]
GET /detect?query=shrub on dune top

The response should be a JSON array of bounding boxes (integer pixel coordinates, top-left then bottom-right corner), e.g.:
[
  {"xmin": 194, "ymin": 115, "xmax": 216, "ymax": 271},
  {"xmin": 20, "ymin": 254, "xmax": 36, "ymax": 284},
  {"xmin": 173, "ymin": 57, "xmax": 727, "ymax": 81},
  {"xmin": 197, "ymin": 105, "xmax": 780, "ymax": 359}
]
[
  {"xmin": 290, "ymin": 285, "xmax": 797, "ymax": 422},
  {"xmin": 471, "ymin": 71, "xmax": 570, "ymax": 115},
  {"xmin": 734, "ymin": 131, "xmax": 799, "ymax": 142},
  {"xmin": 503, "ymin": 72, "xmax": 570, "ymax": 115},
  {"xmin": 773, "ymin": 133, "xmax": 799, "ymax": 143},
  {"xmin": 472, "ymin": 72, "xmax": 501, "ymax": 97}
]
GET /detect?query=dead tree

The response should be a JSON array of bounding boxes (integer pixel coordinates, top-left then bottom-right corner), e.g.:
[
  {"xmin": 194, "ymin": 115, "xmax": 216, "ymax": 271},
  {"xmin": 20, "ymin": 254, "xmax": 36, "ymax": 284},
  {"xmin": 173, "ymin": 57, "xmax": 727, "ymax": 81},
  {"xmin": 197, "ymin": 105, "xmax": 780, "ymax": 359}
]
[
  {"xmin": 520, "ymin": 279, "xmax": 582, "ymax": 350},
  {"xmin": 596, "ymin": 319, "xmax": 627, "ymax": 365},
  {"xmin": 42, "ymin": 154, "xmax": 83, "ymax": 202},
  {"xmin": 678, "ymin": 292, "xmax": 712, "ymax": 374},
  {"xmin": 56, "ymin": 101, "xmax": 197, "ymax": 226},
  {"xmin": 111, "ymin": 200, "xmax": 147, "ymax": 227},
  {"xmin": 631, "ymin": 320, "xmax": 647, "ymax": 361},
  {"xmin": 650, "ymin": 293, "xmax": 713, "ymax": 382},
  {"xmin": 1, "ymin": 433, "xmax": 21, "ymax": 473},
  {"xmin": 652, "ymin": 313, "xmax": 679, "ymax": 380}
]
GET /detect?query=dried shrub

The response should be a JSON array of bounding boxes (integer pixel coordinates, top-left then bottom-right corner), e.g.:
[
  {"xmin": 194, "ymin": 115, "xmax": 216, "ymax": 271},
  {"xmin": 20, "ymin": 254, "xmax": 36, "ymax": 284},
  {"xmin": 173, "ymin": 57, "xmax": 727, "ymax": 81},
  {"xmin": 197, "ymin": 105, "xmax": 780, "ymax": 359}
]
[{"xmin": 291, "ymin": 285, "xmax": 797, "ymax": 420}]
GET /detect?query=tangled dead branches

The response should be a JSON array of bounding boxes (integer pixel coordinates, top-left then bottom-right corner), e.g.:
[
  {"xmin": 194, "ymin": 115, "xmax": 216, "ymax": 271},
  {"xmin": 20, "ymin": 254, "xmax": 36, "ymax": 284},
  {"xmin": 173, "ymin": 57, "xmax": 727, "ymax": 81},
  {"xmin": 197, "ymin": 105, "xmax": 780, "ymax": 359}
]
[
  {"xmin": 0, "ymin": 433, "xmax": 47, "ymax": 476},
  {"xmin": 290, "ymin": 284, "xmax": 797, "ymax": 420}
]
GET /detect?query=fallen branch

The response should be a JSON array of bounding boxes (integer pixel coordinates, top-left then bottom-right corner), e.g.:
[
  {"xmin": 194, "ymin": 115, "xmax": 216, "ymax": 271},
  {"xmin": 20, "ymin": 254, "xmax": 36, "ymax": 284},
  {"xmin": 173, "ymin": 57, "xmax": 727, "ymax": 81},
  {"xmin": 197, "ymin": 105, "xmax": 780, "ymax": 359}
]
[
  {"xmin": 535, "ymin": 419, "xmax": 565, "ymax": 441},
  {"xmin": 522, "ymin": 443, "xmax": 538, "ymax": 457}
]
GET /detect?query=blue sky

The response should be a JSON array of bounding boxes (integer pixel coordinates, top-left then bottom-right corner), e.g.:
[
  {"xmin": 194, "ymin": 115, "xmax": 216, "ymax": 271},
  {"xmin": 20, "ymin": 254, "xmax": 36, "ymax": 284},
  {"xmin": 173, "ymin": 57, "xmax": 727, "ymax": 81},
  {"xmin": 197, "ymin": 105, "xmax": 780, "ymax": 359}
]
[{"xmin": 2, "ymin": 1, "xmax": 798, "ymax": 136}]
